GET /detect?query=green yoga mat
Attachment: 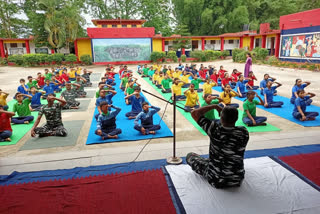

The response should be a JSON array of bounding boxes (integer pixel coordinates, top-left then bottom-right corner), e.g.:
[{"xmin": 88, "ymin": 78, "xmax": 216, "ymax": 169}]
[
  {"xmin": 140, "ymin": 75, "xmax": 280, "ymax": 135},
  {"xmin": 19, "ymin": 120, "xmax": 85, "ymax": 151}
]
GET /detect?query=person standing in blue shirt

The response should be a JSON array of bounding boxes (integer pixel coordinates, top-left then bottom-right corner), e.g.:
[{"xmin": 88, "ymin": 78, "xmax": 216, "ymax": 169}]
[
  {"xmin": 29, "ymin": 86, "xmax": 45, "ymax": 111},
  {"xmin": 293, "ymin": 89, "xmax": 318, "ymax": 121},
  {"xmin": 290, "ymin": 79, "xmax": 312, "ymax": 105},
  {"xmin": 124, "ymin": 87, "xmax": 145, "ymax": 119},
  {"xmin": 95, "ymin": 89, "xmax": 117, "ymax": 120},
  {"xmin": 236, "ymin": 75, "xmax": 249, "ymax": 98},
  {"xmin": 134, "ymin": 102, "xmax": 161, "ymax": 135},
  {"xmin": 95, "ymin": 102, "xmax": 122, "ymax": 140},
  {"xmin": 259, "ymin": 74, "xmax": 276, "ymax": 96},
  {"xmin": 263, "ymin": 81, "xmax": 284, "ymax": 108}
]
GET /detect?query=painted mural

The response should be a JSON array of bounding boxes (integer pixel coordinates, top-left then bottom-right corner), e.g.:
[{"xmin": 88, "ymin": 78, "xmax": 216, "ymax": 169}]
[{"xmin": 280, "ymin": 33, "xmax": 320, "ymax": 59}]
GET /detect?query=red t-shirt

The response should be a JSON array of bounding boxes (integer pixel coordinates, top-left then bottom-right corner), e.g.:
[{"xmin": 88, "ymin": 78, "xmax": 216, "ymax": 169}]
[
  {"xmin": 119, "ymin": 68, "xmax": 125, "ymax": 76},
  {"xmin": 60, "ymin": 73, "xmax": 69, "ymax": 82},
  {"xmin": 231, "ymin": 74, "xmax": 239, "ymax": 82},
  {"xmin": 218, "ymin": 69, "xmax": 226, "ymax": 79},
  {"xmin": 0, "ymin": 113, "xmax": 12, "ymax": 132},
  {"xmin": 37, "ymin": 76, "xmax": 45, "ymax": 86},
  {"xmin": 210, "ymin": 74, "xmax": 219, "ymax": 83},
  {"xmin": 248, "ymin": 75, "xmax": 257, "ymax": 86},
  {"xmin": 198, "ymin": 70, "xmax": 206, "ymax": 79},
  {"xmin": 221, "ymin": 77, "xmax": 232, "ymax": 86}
]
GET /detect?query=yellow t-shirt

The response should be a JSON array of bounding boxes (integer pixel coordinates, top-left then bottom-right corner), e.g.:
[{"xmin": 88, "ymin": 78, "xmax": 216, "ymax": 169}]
[
  {"xmin": 157, "ymin": 76, "xmax": 164, "ymax": 84},
  {"xmin": 76, "ymin": 68, "xmax": 82, "ymax": 75},
  {"xmin": 59, "ymin": 70, "xmax": 63, "ymax": 76},
  {"xmin": 203, "ymin": 82, "xmax": 216, "ymax": 95},
  {"xmin": 166, "ymin": 69, "xmax": 173, "ymax": 78},
  {"xmin": 152, "ymin": 74, "xmax": 159, "ymax": 82},
  {"xmin": 69, "ymin": 70, "xmax": 76, "ymax": 78},
  {"xmin": 173, "ymin": 71, "xmax": 182, "ymax": 79},
  {"xmin": 185, "ymin": 90, "xmax": 199, "ymax": 107},
  {"xmin": 180, "ymin": 74, "xmax": 190, "ymax": 83},
  {"xmin": 0, "ymin": 94, "xmax": 8, "ymax": 106},
  {"xmin": 172, "ymin": 82, "xmax": 184, "ymax": 95},
  {"xmin": 220, "ymin": 91, "xmax": 237, "ymax": 104}
]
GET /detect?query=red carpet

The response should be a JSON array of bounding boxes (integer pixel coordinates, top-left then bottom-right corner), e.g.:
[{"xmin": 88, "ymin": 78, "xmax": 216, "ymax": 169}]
[
  {"xmin": 0, "ymin": 169, "xmax": 177, "ymax": 214},
  {"xmin": 280, "ymin": 152, "xmax": 320, "ymax": 186}
]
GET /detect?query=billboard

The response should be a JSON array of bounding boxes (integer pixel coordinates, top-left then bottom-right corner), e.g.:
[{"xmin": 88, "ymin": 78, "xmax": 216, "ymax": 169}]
[
  {"xmin": 92, "ymin": 38, "xmax": 152, "ymax": 62},
  {"xmin": 280, "ymin": 32, "xmax": 320, "ymax": 59}
]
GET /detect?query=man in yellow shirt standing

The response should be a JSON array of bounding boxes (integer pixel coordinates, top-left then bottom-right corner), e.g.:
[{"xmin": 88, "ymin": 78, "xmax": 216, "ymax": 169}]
[
  {"xmin": 203, "ymin": 78, "xmax": 218, "ymax": 98},
  {"xmin": 0, "ymin": 89, "xmax": 9, "ymax": 110},
  {"xmin": 184, "ymin": 84, "xmax": 200, "ymax": 112},
  {"xmin": 219, "ymin": 84, "xmax": 240, "ymax": 108},
  {"xmin": 171, "ymin": 78, "xmax": 187, "ymax": 101}
]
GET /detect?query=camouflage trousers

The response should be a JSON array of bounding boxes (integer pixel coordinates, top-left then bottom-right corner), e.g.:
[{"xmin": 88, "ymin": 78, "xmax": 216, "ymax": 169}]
[
  {"xmin": 35, "ymin": 124, "xmax": 67, "ymax": 137},
  {"xmin": 62, "ymin": 101, "xmax": 80, "ymax": 109},
  {"xmin": 76, "ymin": 90, "xmax": 87, "ymax": 97}
]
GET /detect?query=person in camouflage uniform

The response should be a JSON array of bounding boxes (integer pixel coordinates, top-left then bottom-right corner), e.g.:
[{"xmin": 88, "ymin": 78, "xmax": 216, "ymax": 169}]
[
  {"xmin": 81, "ymin": 69, "xmax": 93, "ymax": 87},
  {"xmin": 31, "ymin": 94, "xmax": 67, "ymax": 137},
  {"xmin": 74, "ymin": 76, "xmax": 87, "ymax": 98},
  {"xmin": 61, "ymin": 83, "xmax": 80, "ymax": 109}
]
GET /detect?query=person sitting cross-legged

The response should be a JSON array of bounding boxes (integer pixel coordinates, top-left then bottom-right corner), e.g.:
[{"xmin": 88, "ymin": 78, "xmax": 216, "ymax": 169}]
[
  {"xmin": 12, "ymin": 93, "xmax": 34, "ymax": 124},
  {"xmin": 125, "ymin": 87, "xmax": 145, "ymax": 119},
  {"xmin": 95, "ymin": 102, "xmax": 122, "ymax": 140},
  {"xmin": 31, "ymin": 94, "xmax": 68, "ymax": 138},
  {"xmin": 242, "ymin": 91, "xmax": 267, "ymax": 126},
  {"xmin": 186, "ymin": 105, "xmax": 249, "ymax": 189},
  {"xmin": 60, "ymin": 82, "xmax": 81, "ymax": 109},
  {"xmin": 0, "ymin": 105, "xmax": 15, "ymax": 142},
  {"xmin": 184, "ymin": 83, "xmax": 201, "ymax": 112},
  {"xmin": 161, "ymin": 74, "xmax": 172, "ymax": 93},
  {"xmin": 292, "ymin": 89, "xmax": 318, "ymax": 121},
  {"xmin": 134, "ymin": 102, "xmax": 161, "ymax": 135}
]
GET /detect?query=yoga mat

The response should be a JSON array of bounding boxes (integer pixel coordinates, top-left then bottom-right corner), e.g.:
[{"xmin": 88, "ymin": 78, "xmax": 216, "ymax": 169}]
[
  {"xmin": 76, "ymin": 90, "xmax": 95, "ymax": 98},
  {"xmin": 63, "ymin": 99, "xmax": 91, "ymax": 112},
  {"xmin": 212, "ymin": 85, "xmax": 320, "ymax": 127},
  {"xmin": 139, "ymin": 75, "xmax": 280, "ymax": 135},
  {"xmin": 85, "ymin": 74, "xmax": 173, "ymax": 145},
  {"xmin": 19, "ymin": 120, "xmax": 85, "ymax": 151},
  {"xmin": 0, "ymin": 169, "xmax": 180, "ymax": 214},
  {"xmin": 166, "ymin": 157, "xmax": 320, "ymax": 214}
]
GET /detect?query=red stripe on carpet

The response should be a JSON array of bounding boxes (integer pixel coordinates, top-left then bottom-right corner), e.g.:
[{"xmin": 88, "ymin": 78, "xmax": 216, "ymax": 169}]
[
  {"xmin": 0, "ymin": 169, "xmax": 177, "ymax": 214},
  {"xmin": 280, "ymin": 152, "xmax": 320, "ymax": 186}
]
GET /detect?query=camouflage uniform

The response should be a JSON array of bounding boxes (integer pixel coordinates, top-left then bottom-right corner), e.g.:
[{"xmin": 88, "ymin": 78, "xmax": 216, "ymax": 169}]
[
  {"xmin": 74, "ymin": 80, "xmax": 87, "ymax": 97},
  {"xmin": 34, "ymin": 103, "xmax": 67, "ymax": 137},
  {"xmin": 61, "ymin": 89, "xmax": 80, "ymax": 109},
  {"xmin": 81, "ymin": 73, "xmax": 92, "ymax": 86}
]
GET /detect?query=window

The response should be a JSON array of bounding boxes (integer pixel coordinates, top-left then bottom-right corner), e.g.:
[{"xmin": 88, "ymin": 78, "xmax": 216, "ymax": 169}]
[
  {"xmin": 22, "ymin": 43, "xmax": 26, "ymax": 48},
  {"xmin": 173, "ymin": 41, "xmax": 178, "ymax": 45},
  {"xmin": 10, "ymin": 43, "xmax": 18, "ymax": 48},
  {"xmin": 165, "ymin": 41, "xmax": 169, "ymax": 45},
  {"xmin": 210, "ymin": 40, "xmax": 216, "ymax": 44},
  {"xmin": 255, "ymin": 38, "xmax": 260, "ymax": 47},
  {"xmin": 122, "ymin": 24, "xmax": 127, "ymax": 28},
  {"xmin": 132, "ymin": 24, "xmax": 137, "ymax": 28},
  {"xmin": 102, "ymin": 24, "xmax": 107, "ymax": 27},
  {"xmin": 229, "ymin": 40, "xmax": 234, "ymax": 44},
  {"xmin": 35, "ymin": 48, "xmax": 49, "ymax": 54},
  {"xmin": 112, "ymin": 24, "xmax": 117, "ymax": 28},
  {"xmin": 192, "ymin": 40, "xmax": 198, "ymax": 50}
]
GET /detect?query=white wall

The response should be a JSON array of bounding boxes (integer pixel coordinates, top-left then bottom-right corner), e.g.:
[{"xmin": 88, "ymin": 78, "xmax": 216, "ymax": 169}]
[{"xmin": 224, "ymin": 40, "xmax": 240, "ymax": 50}]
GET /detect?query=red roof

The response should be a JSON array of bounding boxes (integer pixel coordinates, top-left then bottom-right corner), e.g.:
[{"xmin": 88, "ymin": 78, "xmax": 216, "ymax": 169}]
[
  {"xmin": 0, "ymin": 38, "xmax": 32, "ymax": 41},
  {"xmin": 87, "ymin": 27, "xmax": 155, "ymax": 38},
  {"xmin": 92, "ymin": 19, "xmax": 146, "ymax": 26}
]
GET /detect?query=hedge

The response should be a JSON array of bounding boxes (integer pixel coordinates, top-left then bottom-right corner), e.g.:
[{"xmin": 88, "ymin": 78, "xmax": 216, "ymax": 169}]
[
  {"xmin": 80, "ymin": 54, "xmax": 92, "ymax": 65},
  {"xmin": 151, "ymin": 51, "xmax": 166, "ymax": 62},
  {"xmin": 7, "ymin": 53, "xmax": 79, "ymax": 66}
]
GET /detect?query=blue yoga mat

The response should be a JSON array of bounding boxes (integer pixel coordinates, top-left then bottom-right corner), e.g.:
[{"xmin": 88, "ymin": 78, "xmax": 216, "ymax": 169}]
[
  {"xmin": 86, "ymin": 75, "xmax": 173, "ymax": 145},
  {"xmin": 210, "ymin": 85, "xmax": 320, "ymax": 127}
]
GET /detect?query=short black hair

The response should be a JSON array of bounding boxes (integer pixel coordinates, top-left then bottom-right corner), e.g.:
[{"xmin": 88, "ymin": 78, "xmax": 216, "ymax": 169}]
[
  {"xmin": 174, "ymin": 78, "xmax": 179, "ymax": 81},
  {"xmin": 99, "ymin": 101, "xmax": 108, "ymax": 108},
  {"xmin": 0, "ymin": 104, "xmax": 3, "ymax": 108},
  {"xmin": 20, "ymin": 78, "xmax": 25, "ymax": 82},
  {"xmin": 27, "ymin": 76, "xmax": 32, "ymax": 79},
  {"xmin": 134, "ymin": 86, "xmax": 141, "ymax": 91},
  {"xmin": 98, "ymin": 82, "xmax": 105, "ymax": 86},
  {"xmin": 221, "ymin": 106, "xmax": 238, "ymax": 124},
  {"xmin": 297, "ymin": 89, "xmax": 305, "ymax": 95},
  {"xmin": 204, "ymin": 94, "xmax": 211, "ymax": 99},
  {"xmin": 30, "ymin": 86, "xmax": 36, "ymax": 89},
  {"xmin": 142, "ymin": 102, "xmax": 149, "ymax": 107}
]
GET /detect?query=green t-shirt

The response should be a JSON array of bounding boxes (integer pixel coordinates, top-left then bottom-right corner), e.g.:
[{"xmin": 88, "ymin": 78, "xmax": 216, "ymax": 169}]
[
  {"xmin": 148, "ymin": 70, "xmax": 155, "ymax": 77},
  {"xmin": 126, "ymin": 85, "xmax": 136, "ymax": 95},
  {"xmin": 27, "ymin": 80, "xmax": 38, "ymax": 89},
  {"xmin": 44, "ymin": 73, "xmax": 52, "ymax": 81},
  {"xmin": 121, "ymin": 77, "xmax": 128, "ymax": 87},
  {"xmin": 143, "ymin": 68, "xmax": 150, "ymax": 76},
  {"xmin": 201, "ymin": 99, "xmax": 219, "ymax": 120},
  {"xmin": 96, "ymin": 90, "xmax": 100, "ymax": 98},
  {"xmin": 161, "ymin": 78, "xmax": 172, "ymax": 89},
  {"xmin": 191, "ymin": 79, "xmax": 202, "ymax": 90},
  {"xmin": 243, "ymin": 99, "xmax": 260, "ymax": 118},
  {"xmin": 162, "ymin": 68, "xmax": 168, "ymax": 73},
  {"xmin": 13, "ymin": 98, "xmax": 31, "ymax": 116}
]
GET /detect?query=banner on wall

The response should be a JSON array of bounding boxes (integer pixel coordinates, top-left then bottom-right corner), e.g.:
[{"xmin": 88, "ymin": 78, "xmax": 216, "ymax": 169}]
[
  {"xmin": 92, "ymin": 38, "xmax": 152, "ymax": 62},
  {"xmin": 280, "ymin": 32, "xmax": 320, "ymax": 59}
]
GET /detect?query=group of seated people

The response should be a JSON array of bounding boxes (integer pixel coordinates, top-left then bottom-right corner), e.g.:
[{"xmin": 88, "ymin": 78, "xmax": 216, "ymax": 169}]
[
  {"xmin": 93, "ymin": 65, "xmax": 162, "ymax": 140},
  {"xmin": 137, "ymin": 63, "xmax": 319, "ymax": 126},
  {"xmin": 0, "ymin": 66, "xmax": 93, "ymax": 142}
]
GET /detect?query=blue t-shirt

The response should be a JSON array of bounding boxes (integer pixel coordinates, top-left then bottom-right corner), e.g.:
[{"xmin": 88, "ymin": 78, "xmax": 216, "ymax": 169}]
[
  {"xmin": 291, "ymin": 84, "xmax": 307, "ymax": 100},
  {"xmin": 43, "ymin": 83, "xmax": 55, "ymax": 95},
  {"xmin": 130, "ymin": 95, "xmax": 145, "ymax": 112},
  {"xmin": 96, "ymin": 93, "xmax": 114, "ymax": 106},
  {"xmin": 236, "ymin": 80, "xmax": 248, "ymax": 94},
  {"xmin": 17, "ymin": 85, "xmax": 29, "ymax": 94},
  {"xmin": 30, "ymin": 92, "xmax": 42, "ymax": 105},
  {"xmin": 293, "ymin": 95, "xmax": 310, "ymax": 114},
  {"xmin": 259, "ymin": 79, "xmax": 267, "ymax": 89},
  {"xmin": 263, "ymin": 86, "xmax": 278, "ymax": 103}
]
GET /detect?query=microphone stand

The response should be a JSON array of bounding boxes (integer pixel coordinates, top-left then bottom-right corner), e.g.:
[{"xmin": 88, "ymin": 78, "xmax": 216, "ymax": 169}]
[{"xmin": 142, "ymin": 89, "xmax": 183, "ymax": 165}]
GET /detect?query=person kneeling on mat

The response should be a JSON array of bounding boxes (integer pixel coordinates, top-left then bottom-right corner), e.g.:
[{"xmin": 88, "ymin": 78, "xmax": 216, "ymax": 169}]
[
  {"xmin": 134, "ymin": 102, "xmax": 161, "ymax": 135},
  {"xmin": 186, "ymin": 106, "xmax": 249, "ymax": 189},
  {"xmin": 95, "ymin": 102, "xmax": 122, "ymax": 140},
  {"xmin": 184, "ymin": 84, "xmax": 201, "ymax": 112},
  {"xmin": 125, "ymin": 87, "xmax": 145, "ymax": 119},
  {"xmin": 60, "ymin": 82, "xmax": 81, "ymax": 110},
  {"xmin": 31, "ymin": 94, "xmax": 68, "ymax": 138},
  {"xmin": 242, "ymin": 91, "xmax": 267, "ymax": 126},
  {"xmin": 292, "ymin": 89, "xmax": 318, "ymax": 121}
]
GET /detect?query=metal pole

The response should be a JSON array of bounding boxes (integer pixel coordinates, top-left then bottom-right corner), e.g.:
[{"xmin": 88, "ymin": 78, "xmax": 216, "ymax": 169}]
[{"xmin": 173, "ymin": 94, "xmax": 176, "ymax": 158}]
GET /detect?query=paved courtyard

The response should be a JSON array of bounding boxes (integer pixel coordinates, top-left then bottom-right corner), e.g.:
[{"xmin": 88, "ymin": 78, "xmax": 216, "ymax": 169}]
[{"xmin": 0, "ymin": 59, "xmax": 319, "ymax": 175}]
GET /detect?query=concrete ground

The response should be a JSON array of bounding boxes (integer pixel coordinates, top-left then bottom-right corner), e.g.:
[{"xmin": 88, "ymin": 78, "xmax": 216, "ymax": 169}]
[{"xmin": 0, "ymin": 59, "xmax": 319, "ymax": 175}]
